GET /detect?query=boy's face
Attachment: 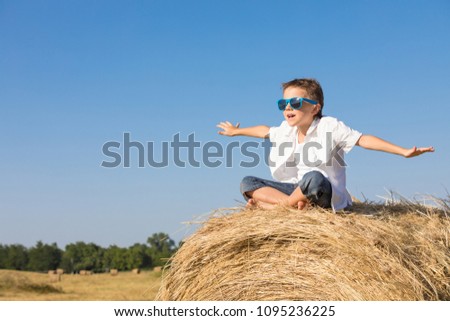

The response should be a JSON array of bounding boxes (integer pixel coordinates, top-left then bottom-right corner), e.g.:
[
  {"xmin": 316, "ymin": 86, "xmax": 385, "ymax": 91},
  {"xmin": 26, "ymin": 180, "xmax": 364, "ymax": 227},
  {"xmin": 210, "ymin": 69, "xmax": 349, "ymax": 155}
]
[{"xmin": 282, "ymin": 86, "xmax": 320, "ymax": 128}]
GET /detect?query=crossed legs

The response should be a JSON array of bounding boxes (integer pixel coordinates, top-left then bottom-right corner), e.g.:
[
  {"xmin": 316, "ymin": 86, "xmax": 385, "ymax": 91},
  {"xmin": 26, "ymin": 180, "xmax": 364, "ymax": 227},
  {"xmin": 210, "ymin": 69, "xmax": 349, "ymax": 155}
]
[
  {"xmin": 240, "ymin": 172, "xmax": 332, "ymax": 210},
  {"xmin": 245, "ymin": 186, "xmax": 308, "ymax": 210}
]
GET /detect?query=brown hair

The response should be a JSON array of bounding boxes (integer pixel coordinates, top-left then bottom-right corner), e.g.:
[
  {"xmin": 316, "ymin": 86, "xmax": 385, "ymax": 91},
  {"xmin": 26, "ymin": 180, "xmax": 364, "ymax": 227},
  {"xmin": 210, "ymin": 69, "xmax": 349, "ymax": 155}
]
[{"xmin": 282, "ymin": 78, "xmax": 324, "ymax": 118}]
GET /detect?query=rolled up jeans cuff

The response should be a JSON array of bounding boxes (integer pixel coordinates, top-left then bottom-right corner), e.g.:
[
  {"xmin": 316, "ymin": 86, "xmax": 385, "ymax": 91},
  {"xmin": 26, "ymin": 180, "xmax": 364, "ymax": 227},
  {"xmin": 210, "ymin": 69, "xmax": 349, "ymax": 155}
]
[
  {"xmin": 298, "ymin": 171, "xmax": 332, "ymax": 208},
  {"xmin": 240, "ymin": 176, "xmax": 297, "ymax": 201}
]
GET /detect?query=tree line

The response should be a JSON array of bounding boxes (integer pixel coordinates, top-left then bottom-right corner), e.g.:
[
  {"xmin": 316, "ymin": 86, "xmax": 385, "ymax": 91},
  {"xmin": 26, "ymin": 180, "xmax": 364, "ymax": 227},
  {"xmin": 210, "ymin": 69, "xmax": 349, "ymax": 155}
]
[{"xmin": 0, "ymin": 233, "xmax": 177, "ymax": 273}]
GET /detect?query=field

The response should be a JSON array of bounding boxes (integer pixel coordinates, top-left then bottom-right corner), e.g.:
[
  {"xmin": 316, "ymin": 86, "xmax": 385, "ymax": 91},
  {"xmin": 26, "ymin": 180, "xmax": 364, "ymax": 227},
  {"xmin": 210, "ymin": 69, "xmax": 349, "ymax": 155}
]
[{"xmin": 0, "ymin": 269, "xmax": 162, "ymax": 301}]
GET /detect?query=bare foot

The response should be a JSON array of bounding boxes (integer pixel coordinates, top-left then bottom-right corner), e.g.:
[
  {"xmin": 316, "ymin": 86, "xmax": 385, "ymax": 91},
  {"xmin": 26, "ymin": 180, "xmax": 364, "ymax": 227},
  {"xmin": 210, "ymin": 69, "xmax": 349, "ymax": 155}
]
[
  {"xmin": 297, "ymin": 201, "xmax": 307, "ymax": 210},
  {"xmin": 246, "ymin": 198, "xmax": 277, "ymax": 209},
  {"xmin": 246, "ymin": 198, "xmax": 257, "ymax": 208}
]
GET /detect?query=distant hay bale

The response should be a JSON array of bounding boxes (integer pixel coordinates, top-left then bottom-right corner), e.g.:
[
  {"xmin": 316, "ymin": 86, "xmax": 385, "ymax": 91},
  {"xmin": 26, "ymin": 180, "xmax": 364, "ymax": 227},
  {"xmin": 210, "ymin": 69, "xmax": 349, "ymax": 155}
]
[
  {"xmin": 47, "ymin": 270, "xmax": 56, "ymax": 275},
  {"xmin": 110, "ymin": 269, "xmax": 118, "ymax": 276},
  {"xmin": 153, "ymin": 266, "xmax": 162, "ymax": 273},
  {"xmin": 132, "ymin": 268, "xmax": 141, "ymax": 274},
  {"xmin": 48, "ymin": 273, "xmax": 61, "ymax": 283},
  {"xmin": 79, "ymin": 270, "xmax": 93, "ymax": 275},
  {"xmin": 56, "ymin": 269, "xmax": 64, "ymax": 275},
  {"xmin": 157, "ymin": 203, "xmax": 449, "ymax": 301}
]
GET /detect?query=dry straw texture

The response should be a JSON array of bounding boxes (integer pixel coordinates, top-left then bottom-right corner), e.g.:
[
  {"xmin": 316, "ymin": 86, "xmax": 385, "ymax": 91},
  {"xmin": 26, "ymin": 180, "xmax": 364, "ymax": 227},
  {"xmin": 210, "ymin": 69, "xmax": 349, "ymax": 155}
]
[{"xmin": 157, "ymin": 200, "xmax": 449, "ymax": 301}]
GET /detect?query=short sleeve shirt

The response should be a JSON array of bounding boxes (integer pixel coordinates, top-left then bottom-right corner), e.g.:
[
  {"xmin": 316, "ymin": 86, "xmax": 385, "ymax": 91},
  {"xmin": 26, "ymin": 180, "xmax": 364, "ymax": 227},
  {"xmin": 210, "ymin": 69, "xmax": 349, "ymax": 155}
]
[{"xmin": 268, "ymin": 116, "xmax": 362, "ymax": 211}]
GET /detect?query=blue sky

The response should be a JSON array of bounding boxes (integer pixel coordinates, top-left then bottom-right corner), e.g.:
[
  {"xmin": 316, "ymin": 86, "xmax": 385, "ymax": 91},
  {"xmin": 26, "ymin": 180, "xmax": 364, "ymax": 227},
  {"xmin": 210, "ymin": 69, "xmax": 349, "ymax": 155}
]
[{"xmin": 1, "ymin": 0, "xmax": 449, "ymax": 248}]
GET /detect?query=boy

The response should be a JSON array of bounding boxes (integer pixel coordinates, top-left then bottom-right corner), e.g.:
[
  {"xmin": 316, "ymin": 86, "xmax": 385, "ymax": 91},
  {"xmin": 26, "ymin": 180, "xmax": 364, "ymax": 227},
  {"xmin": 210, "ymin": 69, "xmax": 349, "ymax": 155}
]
[{"xmin": 217, "ymin": 78, "xmax": 434, "ymax": 211}]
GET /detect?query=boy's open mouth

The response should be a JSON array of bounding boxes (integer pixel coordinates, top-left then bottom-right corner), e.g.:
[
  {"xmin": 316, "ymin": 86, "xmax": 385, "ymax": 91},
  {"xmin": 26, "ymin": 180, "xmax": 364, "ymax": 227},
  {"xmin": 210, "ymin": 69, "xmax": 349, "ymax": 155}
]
[{"xmin": 286, "ymin": 113, "xmax": 296, "ymax": 119}]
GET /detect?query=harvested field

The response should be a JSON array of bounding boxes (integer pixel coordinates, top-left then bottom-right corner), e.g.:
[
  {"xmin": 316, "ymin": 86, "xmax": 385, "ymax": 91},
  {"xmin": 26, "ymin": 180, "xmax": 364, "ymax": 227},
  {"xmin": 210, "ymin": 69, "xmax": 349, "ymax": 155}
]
[
  {"xmin": 157, "ymin": 200, "xmax": 449, "ymax": 301},
  {"xmin": 0, "ymin": 270, "xmax": 162, "ymax": 300}
]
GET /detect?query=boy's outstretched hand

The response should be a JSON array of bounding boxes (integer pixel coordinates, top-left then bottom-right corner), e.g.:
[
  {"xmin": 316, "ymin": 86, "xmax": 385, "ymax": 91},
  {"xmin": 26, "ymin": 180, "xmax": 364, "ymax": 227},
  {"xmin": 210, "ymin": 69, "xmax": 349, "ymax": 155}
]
[
  {"xmin": 217, "ymin": 121, "xmax": 240, "ymax": 136},
  {"xmin": 356, "ymin": 135, "xmax": 435, "ymax": 158},
  {"xmin": 403, "ymin": 146, "xmax": 435, "ymax": 158}
]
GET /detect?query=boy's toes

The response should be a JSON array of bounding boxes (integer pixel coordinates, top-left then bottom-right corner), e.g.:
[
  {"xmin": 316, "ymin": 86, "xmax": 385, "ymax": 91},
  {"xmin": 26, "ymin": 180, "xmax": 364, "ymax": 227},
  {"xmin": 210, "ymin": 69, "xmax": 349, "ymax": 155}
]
[
  {"xmin": 297, "ymin": 201, "xmax": 307, "ymax": 210},
  {"xmin": 246, "ymin": 199, "xmax": 257, "ymax": 208}
]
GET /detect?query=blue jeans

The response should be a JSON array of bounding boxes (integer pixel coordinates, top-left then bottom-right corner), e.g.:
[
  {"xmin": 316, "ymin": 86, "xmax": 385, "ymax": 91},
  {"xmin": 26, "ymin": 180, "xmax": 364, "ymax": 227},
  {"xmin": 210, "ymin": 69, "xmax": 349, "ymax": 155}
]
[{"xmin": 240, "ymin": 171, "xmax": 332, "ymax": 208}]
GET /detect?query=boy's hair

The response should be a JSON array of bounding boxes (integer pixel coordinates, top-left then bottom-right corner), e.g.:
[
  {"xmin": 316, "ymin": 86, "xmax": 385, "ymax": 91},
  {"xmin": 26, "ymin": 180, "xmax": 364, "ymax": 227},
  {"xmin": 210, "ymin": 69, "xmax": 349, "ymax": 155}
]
[{"xmin": 282, "ymin": 78, "xmax": 324, "ymax": 118}]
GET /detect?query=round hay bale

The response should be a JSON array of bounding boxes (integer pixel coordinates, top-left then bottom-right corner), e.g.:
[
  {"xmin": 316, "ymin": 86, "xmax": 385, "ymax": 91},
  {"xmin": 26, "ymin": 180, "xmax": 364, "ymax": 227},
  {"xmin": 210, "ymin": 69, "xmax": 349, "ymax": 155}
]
[{"xmin": 156, "ymin": 205, "xmax": 449, "ymax": 301}]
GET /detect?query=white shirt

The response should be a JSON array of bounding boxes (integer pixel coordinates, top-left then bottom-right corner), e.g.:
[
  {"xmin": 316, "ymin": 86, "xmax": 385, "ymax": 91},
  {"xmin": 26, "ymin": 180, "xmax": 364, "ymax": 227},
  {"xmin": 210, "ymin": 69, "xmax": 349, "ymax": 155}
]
[{"xmin": 268, "ymin": 116, "xmax": 362, "ymax": 211}]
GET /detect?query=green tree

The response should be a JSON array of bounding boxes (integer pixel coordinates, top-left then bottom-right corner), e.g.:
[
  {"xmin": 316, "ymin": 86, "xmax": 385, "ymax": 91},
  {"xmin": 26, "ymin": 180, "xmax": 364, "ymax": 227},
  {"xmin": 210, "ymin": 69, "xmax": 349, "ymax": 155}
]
[
  {"xmin": 147, "ymin": 233, "xmax": 176, "ymax": 267},
  {"xmin": 0, "ymin": 244, "xmax": 7, "ymax": 269},
  {"xmin": 27, "ymin": 241, "xmax": 62, "ymax": 272},
  {"xmin": 103, "ymin": 245, "xmax": 128, "ymax": 270},
  {"xmin": 4, "ymin": 244, "xmax": 28, "ymax": 270},
  {"xmin": 126, "ymin": 243, "xmax": 152, "ymax": 270},
  {"xmin": 61, "ymin": 242, "xmax": 104, "ymax": 273}
]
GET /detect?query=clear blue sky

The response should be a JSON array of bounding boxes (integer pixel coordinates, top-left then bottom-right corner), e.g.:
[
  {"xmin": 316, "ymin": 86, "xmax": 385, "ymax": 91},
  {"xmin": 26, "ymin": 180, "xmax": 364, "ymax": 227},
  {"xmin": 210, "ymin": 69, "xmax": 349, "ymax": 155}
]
[{"xmin": 1, "ymin": 0, "xmax": 449, "ymax": 248}]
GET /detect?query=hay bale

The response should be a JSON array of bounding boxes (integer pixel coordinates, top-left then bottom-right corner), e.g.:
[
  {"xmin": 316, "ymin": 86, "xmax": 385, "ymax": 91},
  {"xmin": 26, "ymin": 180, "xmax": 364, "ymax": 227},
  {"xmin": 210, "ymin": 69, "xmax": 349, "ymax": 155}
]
[
  {"xmin": 79, "ymin": 270, "xmax": 87, "ymax": 275},
  {"xmin": 110, "ymin": 269, "xmax": 118, "ymax": 276},
  {"xmin": 132, "ymin": 268, "xmax": 141, "ymax": 274},
  {"xmin": 153, "ymin": 266, "xmax": 162, "ymax": 273},
  {"xmin": 56, "ymin": 268, "xmax": 64, "ymax": 275},
  {"xmin": 47, "ymin": 270, "xmax": 56, "ymax": 275},
  {"xmin": 48, "ymin": 273, "xmax": 61, "ymax": 282},
  {"xmin": 157, "ymin": 204, "xmax": 449, "ymax": 301}
]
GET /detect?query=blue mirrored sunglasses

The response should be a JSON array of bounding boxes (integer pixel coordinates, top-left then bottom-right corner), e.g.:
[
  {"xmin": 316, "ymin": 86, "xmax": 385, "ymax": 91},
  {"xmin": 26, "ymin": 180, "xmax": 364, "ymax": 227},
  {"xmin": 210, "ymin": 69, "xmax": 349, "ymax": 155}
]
[{"xmin": 277, "ymin": 97, "xmax": 318, "ymax": 111}]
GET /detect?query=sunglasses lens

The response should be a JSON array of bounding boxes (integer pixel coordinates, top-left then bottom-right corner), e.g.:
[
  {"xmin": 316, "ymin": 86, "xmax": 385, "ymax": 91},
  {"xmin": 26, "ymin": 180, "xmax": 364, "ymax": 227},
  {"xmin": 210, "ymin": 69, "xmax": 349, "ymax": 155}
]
[
  {"xmin": 278, "ymin": 100, "xmax": 287, "ymax": 110},
  {"xmin": 290, "ymin": 98, "xmax": 302, "ymax": 109}
]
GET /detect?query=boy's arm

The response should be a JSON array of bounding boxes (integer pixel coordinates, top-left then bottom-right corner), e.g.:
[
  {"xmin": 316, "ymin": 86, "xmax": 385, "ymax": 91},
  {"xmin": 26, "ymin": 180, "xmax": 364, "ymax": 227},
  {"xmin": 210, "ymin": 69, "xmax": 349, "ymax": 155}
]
[
  {"xmin": 356, "ymin": 134, "xmax": 435, "ymax": 158},
  {"xmin": 217, "ymin": 121, "xmax": 270, "ymax": 138}
]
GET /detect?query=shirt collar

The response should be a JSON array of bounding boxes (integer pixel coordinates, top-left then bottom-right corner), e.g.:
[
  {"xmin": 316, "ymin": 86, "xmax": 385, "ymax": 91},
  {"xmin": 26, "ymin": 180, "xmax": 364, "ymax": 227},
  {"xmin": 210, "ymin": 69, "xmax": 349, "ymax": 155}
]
[
  {"xmin": 287, "ymin": 117, "xmax": 320, "ymax": 138},
  {"xmin": 306, "ymin": 117, "xmax": 320, "ymax": 136}
]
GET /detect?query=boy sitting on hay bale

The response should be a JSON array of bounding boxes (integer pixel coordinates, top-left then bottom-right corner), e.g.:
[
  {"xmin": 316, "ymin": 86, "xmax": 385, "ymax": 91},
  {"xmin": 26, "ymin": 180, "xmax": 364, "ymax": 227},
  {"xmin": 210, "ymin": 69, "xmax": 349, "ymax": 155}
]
[{"xmin": 217, "ymin": 78, "xmax": 434, "ymax": 211}]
